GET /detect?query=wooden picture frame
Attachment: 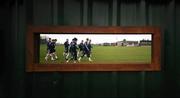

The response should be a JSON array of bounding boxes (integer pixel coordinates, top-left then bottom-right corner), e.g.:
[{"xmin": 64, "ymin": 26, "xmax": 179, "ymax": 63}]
[{"xmin": 26, "ymin": 26, "xmax": 161, "ymax": 72}]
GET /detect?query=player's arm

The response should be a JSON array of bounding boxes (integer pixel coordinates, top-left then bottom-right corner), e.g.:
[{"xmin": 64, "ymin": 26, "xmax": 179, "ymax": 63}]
[{"xmin": 64, "ymin": 42, "xmax": 66, "ymax": 46}]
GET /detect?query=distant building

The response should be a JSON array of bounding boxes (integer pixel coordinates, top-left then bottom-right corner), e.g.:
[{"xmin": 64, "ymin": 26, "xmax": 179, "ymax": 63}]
[
  {"xmin": 139, "ymin": 40, "xmax": 151, "ymax": 46},
  {"xmin": 111, "ymin": 43, "xmax": 117, "ymax": 46},
  {"xmin": 103, "ymin": 43, "xmax": 111, "ymax": 46},
  {"xmin": 40, "ymin": 36, "xmax": 49, "ymax": 44},
  {"xmin": 116, "ymin": 41, "xmax": 139, "ymax": 46}
]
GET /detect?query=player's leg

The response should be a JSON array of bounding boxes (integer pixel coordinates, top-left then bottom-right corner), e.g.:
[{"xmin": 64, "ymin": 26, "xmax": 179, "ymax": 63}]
[
  {"xmin": 63, "ymin": 48, "xmax": 68, "ymax": 56},
  {"xmin": 90, "ymin": 51, "xmax": 92, "ymax": 57},
  {"xmin": 78, "ymin": 51, "xmax": 85, "ymax": 62},
  {"xmin": 64, "ymin": 51, "xmax": 69, "ymax": 61},
  {"xmin": 73, "ymin": 51, "xmax": 77, "ymax": 63},
  {"xmin": 53, "ymin": 50, "xmax": 58, "ymax": 59},
  {"xmin": 50, "ymin": 53, "xmax": 55, "ymax": 60},
  {"xmin": 87, "ymin": 52, "xmax": 92, "ymax": 62},
  {"xmin": 53, "ymin": 49, "xmax": 58, "ymax": 59},
  {"xmin": 45, "ymin": 50, "xmax": 50, "ymax": 61},
  {"xmin": 77, "ymin": 50, "xmax": 80, "ymax": 57},
  {"xmin": 45, "ymin": 53, "xmax": 49, "ymax": 61},
  {"xmin": 65, "ymin": 53, "xmax": 68, "ymax": 62},
  {"xmin": 66, "ymin": 54, "xmax": 70, "ymax": 62},
  {"xmin": 49, "ymin": 49, "xmax": 55, "ymax": 61},
  {"xmin": 53, "ymin": 52, "xmax": 58, "ymax": 59},
  {"xmin": 66, "ymin": 52, "xmax": 69, "ymax": 60},
  {"xmin": 66, "ymin": 52, "xmax": 73, "ymax": 62}
]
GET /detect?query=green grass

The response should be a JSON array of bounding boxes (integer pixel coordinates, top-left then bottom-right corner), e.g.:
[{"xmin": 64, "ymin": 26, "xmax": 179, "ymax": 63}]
[{"xmin": 40, "ymin": 44, "xmax": 151, "ymax": 64}]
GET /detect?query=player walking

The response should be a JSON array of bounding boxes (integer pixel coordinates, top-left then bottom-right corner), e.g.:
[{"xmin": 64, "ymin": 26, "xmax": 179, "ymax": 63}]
[
  {"xmin": 66, "ymin": 38, "xmax": 78, "ymax": 63},
  {"xmin": 63, "ymin": 39, "xmax": 69, "ymax": 61},
  {"xmin": 45, "ymin": 38, "xmax": 51, "ymax": 61},
  {"xmin": 49, "ymin": 39, "xmax": 58, "ymax": 61},
  {"xmin": 78, "ymin": 38, "xmax": 92, "ymax": 62},
  {"xmin": 77, "ymin": 40, "xmax": 84, "ymax": 57},
  {"xmin": 88, "ymin": 39, "xmax": 93, "ymax": 57}
]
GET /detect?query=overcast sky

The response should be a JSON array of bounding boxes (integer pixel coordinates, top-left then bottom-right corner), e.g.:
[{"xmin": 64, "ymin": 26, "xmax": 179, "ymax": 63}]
[{"xmin": 40, "ymin": 34, "xmax": 152, "ymax": 44}]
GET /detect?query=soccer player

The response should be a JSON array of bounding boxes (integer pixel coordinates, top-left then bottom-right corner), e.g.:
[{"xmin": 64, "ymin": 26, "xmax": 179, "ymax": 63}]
[
  {"xmin": 45, "ymin": 38, "xmax": 51, "ymax": 61},
  {"xmin": 63, "ymin": 39, "xmax": 69, "ymax": 60},
  {"xmin": 78, "ymin": 38, "xmax": 92, "ymax": 62},
  {"xmin": 66, "ymin": 38, "xmax": 78, "ymax": 63},
  {"xmin": 77, "ymin": 40, "xmax": 84, "ymax": 57},
  {"xmin": 88, "ymin": 39, "xmax": 93, "ymax": 57},
  {"xmin": 49, "ymin": 39, "xmax": 58, "ymax": 61}
]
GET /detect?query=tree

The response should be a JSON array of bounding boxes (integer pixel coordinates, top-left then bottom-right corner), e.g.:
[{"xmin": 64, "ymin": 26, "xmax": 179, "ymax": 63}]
[{"xmin": 123, "ymin": 39, "xmax": 126, "ymax": 42}]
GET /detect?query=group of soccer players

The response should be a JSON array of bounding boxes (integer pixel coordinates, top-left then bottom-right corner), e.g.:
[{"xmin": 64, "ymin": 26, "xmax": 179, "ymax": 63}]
[
  {"xmin": 45, "ymin": 37, "xmax": 93, "ymax": 63},
  {"xmin": 63, "ymin": 38, "xmax": 93, "ymax": 63}
]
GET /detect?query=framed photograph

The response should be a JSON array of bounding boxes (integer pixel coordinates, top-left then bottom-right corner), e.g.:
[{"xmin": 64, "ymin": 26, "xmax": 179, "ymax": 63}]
[{"xmin": 26, "ymin": 26, "xmax": 161, "ymax": 72}]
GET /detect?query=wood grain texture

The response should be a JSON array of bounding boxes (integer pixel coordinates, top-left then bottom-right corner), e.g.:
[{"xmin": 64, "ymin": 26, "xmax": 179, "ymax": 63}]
[{"xmin": 26, "ymin": 26, "xmax": 161, "ymax": 72}]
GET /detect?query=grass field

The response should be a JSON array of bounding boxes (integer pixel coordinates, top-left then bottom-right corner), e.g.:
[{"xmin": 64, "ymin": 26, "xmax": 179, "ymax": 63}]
[{"xmin": 39, "ymin": 44, "xmax": 151, "ymax": 64}]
